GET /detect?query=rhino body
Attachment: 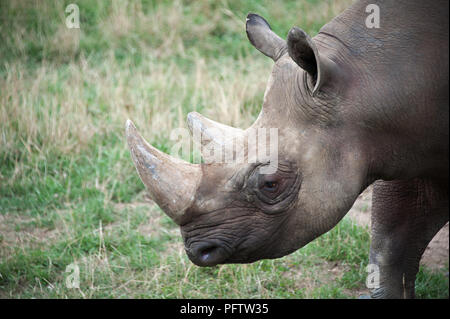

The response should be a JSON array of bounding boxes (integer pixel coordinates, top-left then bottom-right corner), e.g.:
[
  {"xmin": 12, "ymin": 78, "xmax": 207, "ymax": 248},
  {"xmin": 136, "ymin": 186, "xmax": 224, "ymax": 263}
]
[{"xmin": 126, "ymin": 0, "xmax": 449, "ymax": 298}]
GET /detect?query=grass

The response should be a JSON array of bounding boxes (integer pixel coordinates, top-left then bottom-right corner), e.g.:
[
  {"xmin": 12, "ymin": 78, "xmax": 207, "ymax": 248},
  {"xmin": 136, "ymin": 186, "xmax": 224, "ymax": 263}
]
[{"xmin": 0, "ymin": 0, "xmax": 448, "ymax": 298}]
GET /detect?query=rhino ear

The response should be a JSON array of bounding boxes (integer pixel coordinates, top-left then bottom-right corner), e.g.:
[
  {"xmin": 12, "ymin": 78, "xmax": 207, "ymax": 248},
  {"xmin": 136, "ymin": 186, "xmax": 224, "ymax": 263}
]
[
  {"xmin": 287, "ymin": 26, "xmax": 336, "ymax": 95},
  {"xmin": 246, "ymin": 13, "xmax": 286, "ymax": 61}
]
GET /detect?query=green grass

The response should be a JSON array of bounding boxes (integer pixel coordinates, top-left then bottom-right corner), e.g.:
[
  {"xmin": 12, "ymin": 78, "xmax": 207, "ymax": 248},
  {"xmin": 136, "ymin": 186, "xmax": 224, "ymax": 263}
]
[
  {"xmin": 0, "ymin": 0, "xmax": 448, "ymax": 299},
  {"xmin": 0, "ymin": 214, "xmax": 372, "ymax": 298}
]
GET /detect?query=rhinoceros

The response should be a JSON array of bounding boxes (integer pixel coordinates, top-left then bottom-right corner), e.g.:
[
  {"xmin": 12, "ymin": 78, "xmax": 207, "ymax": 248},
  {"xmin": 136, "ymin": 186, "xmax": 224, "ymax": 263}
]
[{"xmin": 126, "ymin": 0, "xmax": 449, "ymax": 298}]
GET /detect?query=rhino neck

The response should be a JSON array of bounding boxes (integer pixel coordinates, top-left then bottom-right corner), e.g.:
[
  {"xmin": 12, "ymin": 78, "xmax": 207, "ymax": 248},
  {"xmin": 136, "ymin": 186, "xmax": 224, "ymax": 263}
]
[{"xmin": 316, "ymin": 0, "xmax": 449, "ymax": 182}]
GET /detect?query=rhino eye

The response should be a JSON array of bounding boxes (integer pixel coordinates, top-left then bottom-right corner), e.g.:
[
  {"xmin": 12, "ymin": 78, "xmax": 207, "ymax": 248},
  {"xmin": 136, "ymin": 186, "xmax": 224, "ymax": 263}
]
[
  {"xmin": 260, "ymin": 178, "xmax": 280, "ymax": 194},
  {"xmin": 247, "ymin": 162, "xmax": 301, "ymax": 212},
  {"xmin": 257, "ymin": 174, "xmax": 286, "ymax": 199},
  {"xmin": 263, "ymin": 181, "xmax": 278, "ymax": 192}
]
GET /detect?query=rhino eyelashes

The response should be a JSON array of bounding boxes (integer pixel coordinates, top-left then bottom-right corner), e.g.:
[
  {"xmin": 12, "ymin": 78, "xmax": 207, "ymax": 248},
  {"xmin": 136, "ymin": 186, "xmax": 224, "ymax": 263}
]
[
  {"xmin": 223, "ymin": 162, "xmax": 302, "ymax": 212},
  {"xmin": 255, "ymin": 175, "xmax": 301, "ymax": 210},
  {"xmin": 246, "ymin": 167, "xmax": 302, "ymax": 213}
]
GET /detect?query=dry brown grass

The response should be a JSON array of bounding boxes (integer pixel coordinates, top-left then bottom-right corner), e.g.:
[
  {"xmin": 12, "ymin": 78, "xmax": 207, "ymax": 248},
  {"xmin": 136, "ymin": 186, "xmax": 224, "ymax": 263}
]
[{"xmin": 0, "ymin": 0, "xmax": 354, "ymax": 158}]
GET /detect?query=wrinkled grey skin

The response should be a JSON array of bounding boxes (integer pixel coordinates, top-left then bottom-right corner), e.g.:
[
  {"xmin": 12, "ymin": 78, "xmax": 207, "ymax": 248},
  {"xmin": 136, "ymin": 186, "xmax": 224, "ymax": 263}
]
[{"xmin": 127, "ymin": 0, "xmax": 448, "ymax": 299}]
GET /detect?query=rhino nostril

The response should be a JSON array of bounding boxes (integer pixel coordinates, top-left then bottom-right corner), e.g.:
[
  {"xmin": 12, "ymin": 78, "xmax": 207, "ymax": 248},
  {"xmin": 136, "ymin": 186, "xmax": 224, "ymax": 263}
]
[
  {"xmin": 200, "ymin": 245, "xmax": 219, "ymax": 261},
  {"xmin": 186, "ymin": 242, "xmax": 229, "ymax": 266}
]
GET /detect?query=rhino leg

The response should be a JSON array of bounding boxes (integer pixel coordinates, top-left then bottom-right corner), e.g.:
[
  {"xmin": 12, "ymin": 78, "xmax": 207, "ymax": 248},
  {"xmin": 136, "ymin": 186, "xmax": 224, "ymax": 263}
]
[{"xmin": 369, "ymin": 179, "xmax": 448, "ymax": 299}]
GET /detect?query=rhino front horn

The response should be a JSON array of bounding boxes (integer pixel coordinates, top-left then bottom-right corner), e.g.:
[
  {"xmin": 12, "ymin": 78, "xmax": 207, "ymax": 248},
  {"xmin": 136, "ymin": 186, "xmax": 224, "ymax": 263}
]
[{"xmin": 125, "ymin": 120, "xmax": 201, "ymax": 225}]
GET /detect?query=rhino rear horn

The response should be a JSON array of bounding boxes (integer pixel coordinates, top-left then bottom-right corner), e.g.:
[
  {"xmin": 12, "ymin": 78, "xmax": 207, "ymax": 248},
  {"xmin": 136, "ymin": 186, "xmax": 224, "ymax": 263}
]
[
  {"xmin": 187, "ymin": 112, "xmax": 244, "ymax": 163},
  {"xmin": 187, "ymin": 112, "xmax": 243, "ymax": 147},
  {"xmin": 287, "ymin": 26, "xmax": 337, "ymax": 95},
  {"xmin": 126, "ymin": 120, "xmax": 201, "ymax": 225},
  {"xmin": 246, "ymin": 13, "xmax": 287, "ymax": 61}
]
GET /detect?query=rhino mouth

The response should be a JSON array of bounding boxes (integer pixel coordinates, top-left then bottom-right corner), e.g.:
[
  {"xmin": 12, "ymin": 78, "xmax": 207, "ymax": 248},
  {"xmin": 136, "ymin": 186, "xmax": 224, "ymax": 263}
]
[{"xmin": 185, "ymin": 241, "xmax": 234, "ymax": 267}]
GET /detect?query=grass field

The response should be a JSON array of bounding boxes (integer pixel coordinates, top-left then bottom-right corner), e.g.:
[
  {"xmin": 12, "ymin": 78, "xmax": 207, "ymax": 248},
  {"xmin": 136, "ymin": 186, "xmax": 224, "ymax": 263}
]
[{"xmin": 0, "ymin": 0, "xmax": 448, "ymax": 298}]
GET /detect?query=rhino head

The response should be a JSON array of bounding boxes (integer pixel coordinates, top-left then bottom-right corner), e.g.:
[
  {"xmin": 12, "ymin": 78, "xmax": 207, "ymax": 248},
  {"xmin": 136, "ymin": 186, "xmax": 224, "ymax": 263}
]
[{"xmin": 126, "ymin": 14, "xmax": 368, "ymax": 266}]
